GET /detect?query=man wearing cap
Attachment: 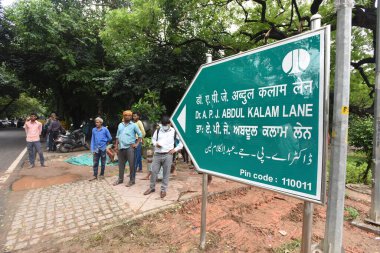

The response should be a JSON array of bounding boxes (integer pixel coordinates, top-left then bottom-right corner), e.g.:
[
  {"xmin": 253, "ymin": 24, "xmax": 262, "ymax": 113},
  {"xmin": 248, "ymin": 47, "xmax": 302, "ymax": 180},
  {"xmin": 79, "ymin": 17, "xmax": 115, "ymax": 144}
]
[{"xmin": 113, "ymin": 110, "xmax": 142, "ymax": 187}]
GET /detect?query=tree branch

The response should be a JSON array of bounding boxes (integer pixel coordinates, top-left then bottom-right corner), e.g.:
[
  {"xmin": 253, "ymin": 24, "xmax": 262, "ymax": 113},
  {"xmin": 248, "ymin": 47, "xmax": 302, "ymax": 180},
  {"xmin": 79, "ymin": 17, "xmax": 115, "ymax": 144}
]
[
  {"xmin": 276, "ymin": 0, "xmax": 285, "ymax": 10},
  {"xmin": 351, "ymin": 57, "xmax": 375, "ymax": 67},
  {"xmin": 352, "ymin": 6, "xmax": 376, "ymax": 31},
  {"xmin": 252, "ymin": 0, "xmax": 267, "ymax": 22},
  {"xmin": 169, "ymin": 37, "xmax": 238, "ymax": 53},
  {"xmin": 310, "ymin": 0, "xmax": 323, "ymax": 15},
  {"xmin": 289, "ymin": 1, "xmax": 294, "ymax": 28},
  {"xmin": 292, "ymin": 0, "xmax": 302, "ymax": 21},
  {"xmin": 351, "ymin": 57, "xmax": 375, "ymax": 97}
]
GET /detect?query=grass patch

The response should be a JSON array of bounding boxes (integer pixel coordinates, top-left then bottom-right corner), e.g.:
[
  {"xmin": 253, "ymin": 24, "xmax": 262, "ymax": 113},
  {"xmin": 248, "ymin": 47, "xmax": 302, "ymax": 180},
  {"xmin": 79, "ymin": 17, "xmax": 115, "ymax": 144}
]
[
  {"xmin": 273, "ymin": 239, "xmax": 301, "ymax": 253},
  {"xmin": 344, "ymin": 206, "xmax": 360, "ymax": 221},
  {"xmin": 87, "ymin": 233, "xmax": 103, "ymax": 248}
]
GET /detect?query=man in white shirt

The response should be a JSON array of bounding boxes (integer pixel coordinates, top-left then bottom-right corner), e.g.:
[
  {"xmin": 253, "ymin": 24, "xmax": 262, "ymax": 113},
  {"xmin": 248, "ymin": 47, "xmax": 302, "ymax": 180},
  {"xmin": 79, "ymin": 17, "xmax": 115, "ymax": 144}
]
[{"xmin": 143, "ymin": 115, "xmax": 183, "ymax": 198}]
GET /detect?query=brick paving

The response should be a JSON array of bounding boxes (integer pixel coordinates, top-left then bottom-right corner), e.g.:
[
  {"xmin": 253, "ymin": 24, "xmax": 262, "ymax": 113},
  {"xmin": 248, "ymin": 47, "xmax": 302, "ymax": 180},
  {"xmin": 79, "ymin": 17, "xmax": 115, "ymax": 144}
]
[
  {"xmin": 1, "ymin": 154, "xmax": 241, "ymax": 252},
  {"xmin": 3, "ymin": 179, "xmax": 131, "ymax": 252}
]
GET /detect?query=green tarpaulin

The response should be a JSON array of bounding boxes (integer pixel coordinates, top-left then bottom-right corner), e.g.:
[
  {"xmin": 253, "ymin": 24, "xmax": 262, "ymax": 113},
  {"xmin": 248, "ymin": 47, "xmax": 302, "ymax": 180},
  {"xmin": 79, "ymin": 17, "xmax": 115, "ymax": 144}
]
[{"xmin": 65, "ymin": 153, "xmax": 119, "ymax": 166}]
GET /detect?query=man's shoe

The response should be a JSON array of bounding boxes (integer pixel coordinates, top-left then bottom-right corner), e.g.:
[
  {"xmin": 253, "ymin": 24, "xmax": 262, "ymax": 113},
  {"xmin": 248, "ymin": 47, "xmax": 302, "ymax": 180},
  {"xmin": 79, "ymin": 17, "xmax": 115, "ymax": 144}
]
[
  {"xmin": 98, "ymin": 175, "xmax": 105, "ymax": 180},
  {"xmin": 112, "ymin": 180, "xmax": 123, "ymax": 186},
  {"xmin": 125, "ymin": 181, "xmax": 135, "ymax": 187},
  {"xmin": 89, "ymin": 176, "xmax": 97, "ymax": 181},
  {"xmin": 143, "ymin": 188, "xmax": 155, "ymax": 195},
  {"xmin": 41, "ymin": 164, "xmax": 47, "ymax": 167},
  {"xmin": 28, "ymin": 165, "xmax": 35, "ymax": 169},
  {"xmin": 160, "ymin": 191, "xmax": 166, "ymax": 198}
]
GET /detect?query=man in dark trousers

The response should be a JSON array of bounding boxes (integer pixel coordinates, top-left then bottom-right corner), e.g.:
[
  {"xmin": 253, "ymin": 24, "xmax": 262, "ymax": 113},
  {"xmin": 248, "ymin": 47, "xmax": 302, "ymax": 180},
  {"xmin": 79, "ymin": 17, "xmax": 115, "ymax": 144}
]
[
  {"xmin": 113, "ymin": 110, "xmax": 142, "ymax": 187},
  {"xmin": 47, "ymin": 114, "xmax": 64, "ymax": 151},
  {"xmin": 89, "ymin": 117, "xmax": 112, "ymax": 181}
]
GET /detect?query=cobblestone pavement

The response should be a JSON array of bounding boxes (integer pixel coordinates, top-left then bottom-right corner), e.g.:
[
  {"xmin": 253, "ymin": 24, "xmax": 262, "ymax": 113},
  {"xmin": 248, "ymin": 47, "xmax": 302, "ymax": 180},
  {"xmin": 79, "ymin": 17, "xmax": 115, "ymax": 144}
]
[{"xmin": 3, "ymin": 179, "xmax": 131, "ymax": 252}]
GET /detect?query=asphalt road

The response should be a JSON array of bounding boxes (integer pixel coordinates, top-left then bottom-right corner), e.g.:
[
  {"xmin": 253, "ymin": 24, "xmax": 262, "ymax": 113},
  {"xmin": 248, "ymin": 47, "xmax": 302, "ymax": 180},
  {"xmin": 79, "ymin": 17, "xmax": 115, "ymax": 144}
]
[{"xmin": 0, "ymin": 128, "xmax": 26, "ymax": 171}]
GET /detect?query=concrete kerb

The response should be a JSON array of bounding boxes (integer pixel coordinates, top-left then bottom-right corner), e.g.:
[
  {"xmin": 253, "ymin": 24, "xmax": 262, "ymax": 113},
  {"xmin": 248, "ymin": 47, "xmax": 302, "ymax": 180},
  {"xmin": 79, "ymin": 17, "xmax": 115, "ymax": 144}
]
[
  {"xmin": 351, "ymin": 219, "xmax": 380, "ymax": 235},
  {"xmin": 25, "ymin": 185, "xmax": 252, "ymax": 252}
]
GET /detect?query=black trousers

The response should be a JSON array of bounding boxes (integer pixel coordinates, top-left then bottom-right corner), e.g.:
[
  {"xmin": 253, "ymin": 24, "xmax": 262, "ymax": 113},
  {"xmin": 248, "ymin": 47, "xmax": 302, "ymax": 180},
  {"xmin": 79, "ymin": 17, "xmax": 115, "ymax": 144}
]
[{"xmin": 117, "ymin": 147, "xmax": 135, "ymax": 183}]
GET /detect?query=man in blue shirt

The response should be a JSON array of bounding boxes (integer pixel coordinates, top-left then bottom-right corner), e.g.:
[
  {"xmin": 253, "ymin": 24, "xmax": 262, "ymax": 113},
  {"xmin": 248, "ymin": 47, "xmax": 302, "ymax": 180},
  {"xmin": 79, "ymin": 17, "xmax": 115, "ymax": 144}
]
[
  {"xmin": 114, "ymin": 110, "xmax": 142, "ymax": 187},
  {"xmin": 89, "ymin": 117, "xmax": 112, "ymax": 181}
]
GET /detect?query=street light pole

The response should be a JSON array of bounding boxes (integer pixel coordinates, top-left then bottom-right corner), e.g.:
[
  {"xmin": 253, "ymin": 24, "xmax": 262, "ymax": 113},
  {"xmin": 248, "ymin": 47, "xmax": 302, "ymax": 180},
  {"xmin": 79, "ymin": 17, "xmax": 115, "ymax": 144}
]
[
  {"xmin": 199, "ymin": 53, "xmax": 212, "ymax": 250},
  {"xmin": 300, "ymin": 14, "xmax": 322, "ymax": 253},
  {"xmin": 369, "ymin": 0, "xmax": 380, "ymax": 224},
  {"xmin": 324, "ymin": 0, "xmax": 353, "ymax": 252}
]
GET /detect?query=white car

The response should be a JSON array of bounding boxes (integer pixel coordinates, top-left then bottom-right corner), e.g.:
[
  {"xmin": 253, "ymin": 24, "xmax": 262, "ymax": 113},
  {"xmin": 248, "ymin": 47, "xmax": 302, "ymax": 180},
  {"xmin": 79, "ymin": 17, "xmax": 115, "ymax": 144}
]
[{"xmin": 0, "ymin": 119, "xmax": 11, "ymax": 127}]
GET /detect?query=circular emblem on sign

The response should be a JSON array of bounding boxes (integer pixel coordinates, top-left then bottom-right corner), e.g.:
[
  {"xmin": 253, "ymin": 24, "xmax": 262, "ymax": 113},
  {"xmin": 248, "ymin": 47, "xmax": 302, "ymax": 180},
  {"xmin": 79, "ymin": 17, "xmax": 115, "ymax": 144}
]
[{"xmin": 282, "ymin": 49, "xmax": 310, "ymax": 74}]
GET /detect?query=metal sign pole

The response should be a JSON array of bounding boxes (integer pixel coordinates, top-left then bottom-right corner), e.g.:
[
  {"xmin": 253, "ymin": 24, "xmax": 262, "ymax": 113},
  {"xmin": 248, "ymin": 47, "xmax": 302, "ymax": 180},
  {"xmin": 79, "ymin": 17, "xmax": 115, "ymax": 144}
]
[
  {"xmin": 199, "ymin": 173, "xmax": 208, "ymax": 250},
  {"xmin": 300, "ymin": 14, "xmax": 321, "ymax": 253},
  {"xmin": 199, "ymin": 53, "xmax": 212, "ymax": 250},
  {"xmin": 324, "ymin": 1, "xmax": 353, "ymax": 252},
  {"xmin": 301, "ymin": 201, "xmax": 314, "ymax": 253},
  {"xmin": 369, "ymin": 0, "xmax": 380, "ymax": 224}
]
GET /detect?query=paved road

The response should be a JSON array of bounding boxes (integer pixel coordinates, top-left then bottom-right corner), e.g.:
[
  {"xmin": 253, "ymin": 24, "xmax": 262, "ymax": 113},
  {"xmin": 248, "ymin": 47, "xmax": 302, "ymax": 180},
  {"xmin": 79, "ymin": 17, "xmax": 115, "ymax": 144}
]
[{"xmin": 0, "ymin": 128, "xmax": 26, "ymax": 171}]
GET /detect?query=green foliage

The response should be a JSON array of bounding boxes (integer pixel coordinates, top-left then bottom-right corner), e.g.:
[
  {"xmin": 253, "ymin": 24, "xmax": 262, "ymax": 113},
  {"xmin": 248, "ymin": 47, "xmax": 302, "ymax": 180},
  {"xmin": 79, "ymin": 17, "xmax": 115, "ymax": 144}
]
[
  {"xmin": 0, "ymin": 64, "xmax": 22, "ymax": 99},
  {"xmin": 142, "ymin": 137, "xmax": 153, "ymax": 149},
  {"xmin": 101, "ymin": 0, "xmax": 317, "ymax": 60},
  {"xmin": 3, "ymin": 0, "xmax": 116, "ymax": 123},
  {"xmin": 344, "ymin": 206, "xmax": 359, "ymax": 221},
  {"xmin": 348, "ymin": 115, "xmax": 373, "ymax": 155},
  {"xmin": 0, "ymin": 93, "xmax": 47, "ymax": 118},
  {"xmin": 1, "ymin": 0, "xmax": 377, "ymax": 128},
  {"xmin": 131, "ymin": 90, "xmax": 166, "ymax": 124},
  {"xmin": 346, "ymin": 152, "xmax": 372, "ymax": 184},
  {"xmin": 348, "ymin": 116, "xmax": 374, "ymax": 184},
  {"xmin": 349, "ymin": 27, "xmax": 374, "ymax": 110}
]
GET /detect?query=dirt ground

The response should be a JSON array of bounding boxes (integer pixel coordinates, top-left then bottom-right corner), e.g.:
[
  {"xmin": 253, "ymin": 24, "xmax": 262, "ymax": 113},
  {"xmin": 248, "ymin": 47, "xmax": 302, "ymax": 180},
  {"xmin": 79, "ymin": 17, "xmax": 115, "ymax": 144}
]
[
  {"xmin": 30, "ymin": 182, "xmax": 379, "ymax": 253},
  {"xmin": 5, "ymin": 150, "xmax": 379, "ymax": 253}
]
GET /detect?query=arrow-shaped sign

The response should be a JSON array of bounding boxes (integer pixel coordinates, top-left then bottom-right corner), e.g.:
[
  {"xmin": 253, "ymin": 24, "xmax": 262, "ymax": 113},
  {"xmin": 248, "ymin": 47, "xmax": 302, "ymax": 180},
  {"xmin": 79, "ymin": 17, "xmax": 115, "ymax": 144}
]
[{"xmin": 171, "ymin": 27, "xmax": 330, "ymax": 204}]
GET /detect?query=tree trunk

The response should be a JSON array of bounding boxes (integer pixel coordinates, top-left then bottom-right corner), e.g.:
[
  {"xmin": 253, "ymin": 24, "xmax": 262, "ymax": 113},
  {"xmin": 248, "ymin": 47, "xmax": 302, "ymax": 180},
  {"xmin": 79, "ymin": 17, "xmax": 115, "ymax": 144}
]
[
  {"xmin": 361, "ymin": 156, "xmax": 373, "ymax": 184},
  {"xmin": 97, "ymin": 98, "xmax": 103, "ymax": 116}
]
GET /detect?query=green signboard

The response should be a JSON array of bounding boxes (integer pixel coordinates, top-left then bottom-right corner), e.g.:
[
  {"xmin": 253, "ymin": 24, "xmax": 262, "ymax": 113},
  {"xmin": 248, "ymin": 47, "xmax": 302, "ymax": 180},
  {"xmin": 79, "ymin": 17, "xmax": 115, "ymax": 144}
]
[{"xmin": 171, "ymin": 27, "xmax": 330, "ymax": 204}]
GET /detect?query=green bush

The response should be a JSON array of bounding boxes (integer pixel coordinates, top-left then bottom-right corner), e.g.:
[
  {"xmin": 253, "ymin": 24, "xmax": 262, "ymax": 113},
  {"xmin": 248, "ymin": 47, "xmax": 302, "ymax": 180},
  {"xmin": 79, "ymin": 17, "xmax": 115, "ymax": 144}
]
[
  {"xmin": 348, "ymin": 115, "xmax": 374, "ymax": 184},
  {"xmin": 346, "ymin": 152, "xmax": 372, "ymax": 184},
  {"xmin": 348, "ymin": 115, "xmax": 373, "ymax": 155},
  {"xmin": 142, "ymin": 137, "xmax": 153, "ymax": 149},
  {"xmin": 132, "ymin": 90, "xmax": 166, "ymax": 125}
]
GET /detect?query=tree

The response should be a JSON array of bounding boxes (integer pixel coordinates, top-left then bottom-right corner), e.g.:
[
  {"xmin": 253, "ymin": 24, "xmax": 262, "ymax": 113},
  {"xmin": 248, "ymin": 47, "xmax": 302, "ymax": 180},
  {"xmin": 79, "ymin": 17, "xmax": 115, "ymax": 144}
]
[
  {"xmin": 101, "ymin": 0, "xmax": 376, "ymax": 114},
  {"xmin": 0, "ymin": 64, "xmax": 23, "ymax": 116},
  {"xmin": 0, "ymin": 93, "xmax": 47, "ymax": 118},
  {"xmin": 2, "ymin": 0, "xmax": 378, "ymax": 127},
  {"xmin": 3, "ymin": 0, "xmax": 117, "ymax": 124}
]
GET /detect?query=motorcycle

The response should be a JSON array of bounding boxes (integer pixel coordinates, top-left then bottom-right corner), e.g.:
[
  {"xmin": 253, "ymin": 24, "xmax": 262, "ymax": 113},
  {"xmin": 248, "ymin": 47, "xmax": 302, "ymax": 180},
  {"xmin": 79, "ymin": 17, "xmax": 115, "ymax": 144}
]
[{"xmin": 55, "ymin": 127, "xmax": 89, "ymax": 153}]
